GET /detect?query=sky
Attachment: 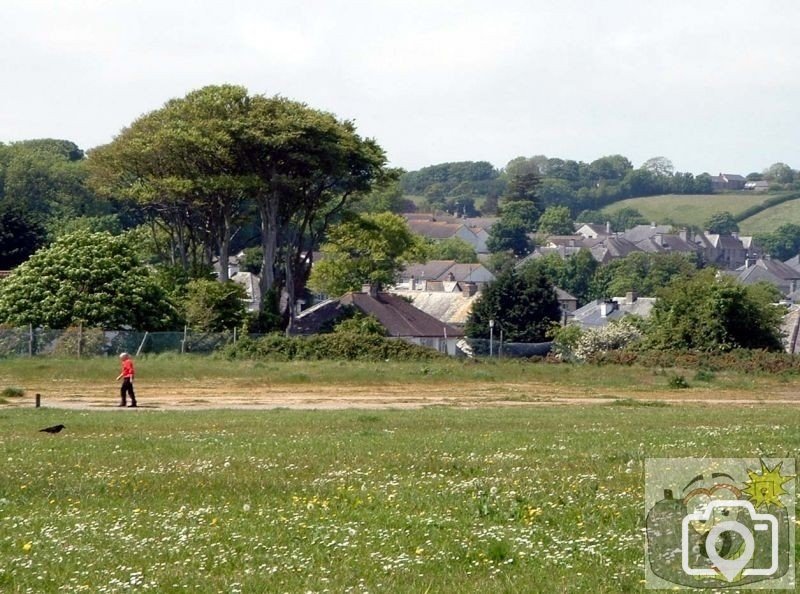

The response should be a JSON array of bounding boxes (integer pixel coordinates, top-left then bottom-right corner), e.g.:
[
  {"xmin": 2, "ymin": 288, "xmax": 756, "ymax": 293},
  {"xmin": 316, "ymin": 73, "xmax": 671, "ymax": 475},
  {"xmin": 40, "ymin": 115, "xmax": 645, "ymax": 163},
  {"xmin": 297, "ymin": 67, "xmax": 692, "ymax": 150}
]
[{"xmin": 2, "ymin": 0, "xmax": 799, "ymax": 175}]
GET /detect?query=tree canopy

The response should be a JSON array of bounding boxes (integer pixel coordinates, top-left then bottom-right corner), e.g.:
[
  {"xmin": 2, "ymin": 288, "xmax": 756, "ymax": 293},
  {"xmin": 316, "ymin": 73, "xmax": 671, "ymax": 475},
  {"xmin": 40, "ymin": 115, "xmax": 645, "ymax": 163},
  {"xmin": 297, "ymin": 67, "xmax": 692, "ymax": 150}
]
[
  {"xmin": 307, "ymin": 213, "xmax": 424, "ymax": 297},
  {"xmin": 465, "ymin": 268, "xmax": 561, "ymax": 342},
  {"xmin": 0, "ymin": 231, "xmax": 178, "ymax": 329},
  {"xmin": 644, "ymin": 270, "xmax": 784, "ymax": 352},
  {"xmin": 89, "ymin": 84, "xmax": 388, "ymax": 322}
]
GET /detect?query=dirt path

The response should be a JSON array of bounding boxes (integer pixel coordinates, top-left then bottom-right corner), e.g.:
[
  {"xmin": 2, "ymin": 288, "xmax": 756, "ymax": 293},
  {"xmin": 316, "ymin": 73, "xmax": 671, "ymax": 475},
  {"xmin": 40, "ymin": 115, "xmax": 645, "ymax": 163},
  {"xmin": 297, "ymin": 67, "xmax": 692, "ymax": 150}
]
[{"xmin": 6, "ymin": 379, "xmax": 800, "ymax": 410}]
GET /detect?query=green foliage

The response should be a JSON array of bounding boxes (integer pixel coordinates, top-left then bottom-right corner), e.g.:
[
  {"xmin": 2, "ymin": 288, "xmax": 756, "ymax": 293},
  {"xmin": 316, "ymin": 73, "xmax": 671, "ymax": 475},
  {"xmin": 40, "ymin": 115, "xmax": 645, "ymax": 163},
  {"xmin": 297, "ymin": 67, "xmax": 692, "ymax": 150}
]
[
  {"xmin": 424, "ymin": 237, "xmax": 479, "ymax": 263},
  {"xmin": 333, "ymin": 314, "xmax": 386, "ymax": 337},
  {"xmin": 667, "ymin": 374, "xmax": 690, "ymax": 389},
  {"xmin": 399, "ymin": 161, "xmax": 500, "ymax": 196},
  {"xmin": 606, "ymin": 207, "xmax": 647, "ymax": 232},
  {"xmin": 487, "ymin": 201, "xmax": 539, "ymax": 257},
  {"xmin": 644, "ymin": 269, "xmax": 785, "ymax": 352},
  {"xmin": 704, "ymin": 211, "xmax": 739, "ymax": 234},
  {"xmin": 536, "ymin": 205, "xmax": 574, "ymax": 235},
  {"xmin": 465, "ymin": 268, "xmax": 561, "ymax": 342},
  {"xmin": 548, "ymin": 324, "xmax": 583, "ymax": 360},
  {"xmin": 0, "ymin": 231, "xmax": 179, "ymax": 330},
  {"xmin": 754, "ymin": 222, "xmax": 800, "ymax": 260},
  {"xmin": 0, "ymin": 204, "xmax": 45, "ymax": 268},
  {"xmin": 89, "ymin": 84, "xmax": 388, "ymax": 321},
  {"xmin": 520, "ymin": 249, "xmax": 598, "ymax": 306},
  {"xmin": 240, "ymin": 247, "xmax": 263, "ymax": 275},
  {"xmin": 221, "ymin": 332, "xmax": 445, "ymax": 361},
  {"xmin": 183, "ymin": 279, "xmax": 248, "ymax": 332},
  {"xmin": 308, "ymin": 213, "xmax": 424, "ymax": 297},
  {"xmin": 355, "ymin": 171, "xmax": 408, "ymax": 214},
  {"xmin": 590, "ymin": 252, "xmax": 698, "ymax": 299},
  {"xmin": 0, "ymin": 386, "xmax": 24, "ymax": 398}
]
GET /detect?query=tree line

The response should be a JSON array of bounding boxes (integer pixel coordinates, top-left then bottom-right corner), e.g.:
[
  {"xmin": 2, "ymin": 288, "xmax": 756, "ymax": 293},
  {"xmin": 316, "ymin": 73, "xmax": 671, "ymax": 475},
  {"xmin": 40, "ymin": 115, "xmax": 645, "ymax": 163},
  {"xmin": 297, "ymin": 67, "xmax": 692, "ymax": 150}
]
[{"xmin": 400, "ymin": 155, "xmax": 800, "ymax": 218}]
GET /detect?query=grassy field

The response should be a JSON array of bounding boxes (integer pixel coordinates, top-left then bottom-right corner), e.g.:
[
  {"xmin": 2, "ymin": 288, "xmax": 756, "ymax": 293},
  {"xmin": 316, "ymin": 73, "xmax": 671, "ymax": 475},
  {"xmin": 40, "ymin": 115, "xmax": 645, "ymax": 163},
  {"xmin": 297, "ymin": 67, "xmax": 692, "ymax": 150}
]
[
  {"xmin": 2, "ymin": 403, "xmax": 799, "ymax": 593},
  {"xmin": 0, "ymin": 355, "xmax": 792, "ymax": 399},
  {"xmin": 739, "ymin": 198, "xmax": 800, "ymax": 234},
  {"xmin": 601, "ymin": 193, "xmax": 769, "ymax": 228}
]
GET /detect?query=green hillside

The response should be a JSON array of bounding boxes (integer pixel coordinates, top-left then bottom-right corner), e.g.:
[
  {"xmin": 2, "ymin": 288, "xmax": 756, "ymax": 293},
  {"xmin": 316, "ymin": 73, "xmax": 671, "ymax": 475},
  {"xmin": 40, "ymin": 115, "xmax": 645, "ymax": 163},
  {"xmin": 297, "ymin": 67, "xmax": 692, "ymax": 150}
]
[{"xmin": 602, "ymin": 192, "xmax": 800, "ymax": 234}]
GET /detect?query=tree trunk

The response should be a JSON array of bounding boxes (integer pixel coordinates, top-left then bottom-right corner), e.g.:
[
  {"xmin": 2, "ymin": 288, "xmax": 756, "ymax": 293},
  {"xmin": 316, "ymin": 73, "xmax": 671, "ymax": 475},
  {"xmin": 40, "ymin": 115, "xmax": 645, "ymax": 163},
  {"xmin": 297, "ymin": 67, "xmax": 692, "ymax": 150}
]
[{"xmin": 257, "ymin": 193, "xmax": 279, "ymax": 312}]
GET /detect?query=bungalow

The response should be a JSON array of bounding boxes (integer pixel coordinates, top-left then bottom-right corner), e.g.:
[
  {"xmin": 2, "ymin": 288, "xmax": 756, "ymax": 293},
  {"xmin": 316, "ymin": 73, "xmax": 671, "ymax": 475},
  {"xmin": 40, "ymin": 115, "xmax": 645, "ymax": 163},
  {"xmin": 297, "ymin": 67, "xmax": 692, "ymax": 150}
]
[
  {"xmin": 569, "ymin": 292, "xmax": 656, "ymax": 329},
  {"xmin": 291, "ymin": 285, "xmax": 464, "ymax": 355}
]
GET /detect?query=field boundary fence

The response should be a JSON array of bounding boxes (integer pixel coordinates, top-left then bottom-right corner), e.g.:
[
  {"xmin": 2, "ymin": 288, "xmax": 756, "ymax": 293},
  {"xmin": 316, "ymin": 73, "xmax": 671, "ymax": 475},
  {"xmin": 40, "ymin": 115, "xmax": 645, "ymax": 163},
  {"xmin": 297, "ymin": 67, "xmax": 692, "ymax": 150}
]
[
  {"xmin": 0, "ymin": 325, "xmax": 260, "ymax": 357},
  {"xmin": 0, "ymin": 326, "xmax": 554, "ymax": 359}
]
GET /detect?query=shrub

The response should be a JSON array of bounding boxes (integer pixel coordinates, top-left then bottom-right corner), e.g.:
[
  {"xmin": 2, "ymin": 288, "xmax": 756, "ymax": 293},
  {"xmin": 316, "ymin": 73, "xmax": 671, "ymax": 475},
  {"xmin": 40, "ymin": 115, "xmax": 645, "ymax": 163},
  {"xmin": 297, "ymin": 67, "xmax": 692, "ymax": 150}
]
[
  {"xmin": 573, "ymin": 319, "xmax": 642, "ymax": 361},
  {"xmin": 0, "ymin": 386, "xmax": 24, "ymax": 398},
  {"xmin": 219, "ymin": 333, "xmax": 446, "ymax": 362}
]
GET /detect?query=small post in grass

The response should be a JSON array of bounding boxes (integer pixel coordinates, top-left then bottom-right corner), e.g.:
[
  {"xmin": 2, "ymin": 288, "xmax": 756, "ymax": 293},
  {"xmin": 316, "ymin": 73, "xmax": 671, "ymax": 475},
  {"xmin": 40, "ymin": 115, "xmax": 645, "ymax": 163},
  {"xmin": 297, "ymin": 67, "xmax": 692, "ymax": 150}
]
[{"xmin": 35, "ymin": 393, "xmax": 41, "ymax": 408}]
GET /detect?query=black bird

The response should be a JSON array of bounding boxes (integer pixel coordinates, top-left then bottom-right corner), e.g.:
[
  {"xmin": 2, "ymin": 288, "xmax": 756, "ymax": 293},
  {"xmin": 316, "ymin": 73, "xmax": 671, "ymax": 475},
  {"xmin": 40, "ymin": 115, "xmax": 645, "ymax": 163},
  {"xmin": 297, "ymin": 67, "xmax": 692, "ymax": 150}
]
[{"xmin": 39, "ymin": 424, "xmax": 65, "ymax": 434}]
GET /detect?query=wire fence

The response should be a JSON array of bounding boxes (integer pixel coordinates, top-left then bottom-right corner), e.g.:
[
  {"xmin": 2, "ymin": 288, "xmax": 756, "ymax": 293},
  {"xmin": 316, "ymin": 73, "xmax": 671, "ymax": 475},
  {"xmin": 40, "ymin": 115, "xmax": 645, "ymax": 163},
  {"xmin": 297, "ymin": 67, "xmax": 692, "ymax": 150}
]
[
  {"xmin": 0, "ymin": 326, "xmax": 250, "ymax": 357},
  {"xmin": 0, "ymin": 326, "xmax": 554, "ymax": 359}
]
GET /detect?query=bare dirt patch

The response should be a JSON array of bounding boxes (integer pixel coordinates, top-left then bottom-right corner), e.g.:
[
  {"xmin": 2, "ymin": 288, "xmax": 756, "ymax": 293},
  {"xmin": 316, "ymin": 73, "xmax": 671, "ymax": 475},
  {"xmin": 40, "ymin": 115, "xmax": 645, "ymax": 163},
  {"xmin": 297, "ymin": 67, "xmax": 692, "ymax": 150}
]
[{"xmin": 6, "ymin": 379, "xmax": 800, "ymax": 410}]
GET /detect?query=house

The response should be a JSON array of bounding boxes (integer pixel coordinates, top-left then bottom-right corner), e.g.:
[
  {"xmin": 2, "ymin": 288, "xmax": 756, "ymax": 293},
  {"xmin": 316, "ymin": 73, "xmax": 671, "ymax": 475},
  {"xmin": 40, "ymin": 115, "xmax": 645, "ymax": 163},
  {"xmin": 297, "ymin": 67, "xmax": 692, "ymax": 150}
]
[
  {"xmin": 710, "ymin": 173, "xmax": 746, "ymax": 191},
  {"xmin": 291, "ymin": 285, "xmax": 464, "ymax": 355},
  {"xmin": 569, "ymin": 292, "xmax": 656, "ymax": 329},
  {"xmin": 588, "ymin": 236, "xmax": 641, "ymax": 264},
  {"xmin": 620, "ymin": 223, "xmax": 673, "ymax": 244},
  {"xmin": 389, "ymin": 286, "xmax": 481, "ymax": 327},
  {"xmin": 695, "ymin": 233, "xmax": 758, "ymax": 269},
  {"xmin": 230, "ymin": 271, "xmax": 261, "ymax": 312},
  {"xmin": 744, "ymin": 180, "xmax": 770, "ymax": 192},
  {"xmin": 403, "ymin": 214, "xmax": 496, "ymax": 254},
  {"xmin": 576, "ymin": 223, "xmax": 612, "ymax": 239},
  {"xmin": 398, "ymin": 260, "xmax": 495, "ymax": 289},
  {"xmin": 734, "ymin": 257, "xmax": 800, "ymax": 296},
  {"xmin": 633, "ymin": 233, "xmax": 699, "ymax": 256}
]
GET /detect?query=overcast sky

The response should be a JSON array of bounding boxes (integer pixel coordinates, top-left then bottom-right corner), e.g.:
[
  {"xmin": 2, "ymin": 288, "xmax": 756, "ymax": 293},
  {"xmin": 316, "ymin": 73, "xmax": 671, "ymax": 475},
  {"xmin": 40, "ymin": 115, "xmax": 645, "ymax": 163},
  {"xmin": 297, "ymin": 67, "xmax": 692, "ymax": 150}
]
[{"xmin": 2, "ymin": 1, "xmax": 798, "ymax": 175}]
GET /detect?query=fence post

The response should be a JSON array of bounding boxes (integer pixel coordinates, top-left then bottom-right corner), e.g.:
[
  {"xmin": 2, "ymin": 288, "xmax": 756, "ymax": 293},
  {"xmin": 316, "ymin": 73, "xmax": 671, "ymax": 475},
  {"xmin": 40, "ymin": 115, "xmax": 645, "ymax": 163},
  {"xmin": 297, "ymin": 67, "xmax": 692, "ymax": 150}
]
[
  {"xmin": 28, "ymin": 324, "xmax": 34, "ymax": 357},
  {"xmin": 135, "ymin": 332, "xmax": 149, "ymax": 357},
  {"xmin": 181, "ymin": 326, "xmax": 188, "ymax": 354},
  {"xmin": 77, "ymin": 322, "xmax": 83, "ymax": 358},
  {"xmin": 233, "ymin": 327, "xmax": 237, "ymax": 344}
]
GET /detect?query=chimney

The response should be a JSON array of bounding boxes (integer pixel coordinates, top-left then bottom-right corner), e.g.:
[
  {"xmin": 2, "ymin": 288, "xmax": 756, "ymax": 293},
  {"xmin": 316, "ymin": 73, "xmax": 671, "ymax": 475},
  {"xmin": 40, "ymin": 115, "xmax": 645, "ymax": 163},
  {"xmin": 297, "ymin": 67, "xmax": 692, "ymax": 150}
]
[
  {"xmin": 625, "ymin": 291, "xmax": 637, "ymax": 304},
  {"xmin": 605, "ymin": 221, "xmax": 611, "ymax": 234},
  {"xmin": 410, "ymin": 275, "xmax": 416, "ymax": 291},
  {"xmin": 679, "ymin": 228, "xmax": 688, "ymax": 241},
  {"xmin": 463, "ymin": 282, "xmax": 477, "ymax": 297},
  {"xmin": 791, "ymin": 279, "xmax": 798, "ymax": 294},
  {"xmin": 569, "ymin": 238, "xmax": 576, "ymax": 247},
  {"xmin": 361, "ymin": 283, "xmax": 379, "ymax": 297},
  {"xmin": 650, "ymin": 221, "xmax": 656, "ymax": 228},
  {"xmin": 600, "ymin": 300, "xmax": 618, "ymax": 318}
]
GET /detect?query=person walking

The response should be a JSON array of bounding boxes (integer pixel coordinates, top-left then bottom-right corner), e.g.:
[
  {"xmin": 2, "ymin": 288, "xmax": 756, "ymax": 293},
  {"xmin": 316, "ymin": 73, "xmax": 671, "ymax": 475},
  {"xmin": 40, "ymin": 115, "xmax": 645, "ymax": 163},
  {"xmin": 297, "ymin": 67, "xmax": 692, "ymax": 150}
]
[{"xmin": 116, "ymin": 352, "xmax": 137, "ymax": 408}]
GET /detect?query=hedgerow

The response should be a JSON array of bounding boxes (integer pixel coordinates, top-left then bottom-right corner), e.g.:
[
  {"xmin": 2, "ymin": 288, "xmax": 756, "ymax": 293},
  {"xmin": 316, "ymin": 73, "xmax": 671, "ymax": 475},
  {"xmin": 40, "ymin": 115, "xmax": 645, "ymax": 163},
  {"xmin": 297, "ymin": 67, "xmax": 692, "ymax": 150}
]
[{"xmin": 219, "ymin": 332, "xmax": 446, "ymax": 361}]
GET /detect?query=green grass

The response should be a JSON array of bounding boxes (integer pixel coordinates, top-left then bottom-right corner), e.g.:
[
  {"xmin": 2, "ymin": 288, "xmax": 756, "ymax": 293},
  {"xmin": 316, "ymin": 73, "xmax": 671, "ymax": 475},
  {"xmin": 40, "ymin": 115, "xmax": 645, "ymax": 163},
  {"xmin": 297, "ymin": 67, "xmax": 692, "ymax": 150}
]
[
  {"xmin": 602, "ymin": 193, "xmax": 776, "ymax": 229},
  {"xmin": 739, "ymin": 197, "xmax": 800, "ymax": 234},
  {"xmin": 1, "ymin": 406, "xmax": 798, "ymax": 592},
  {"xmin": 0, "ymin": 355, "xmax": 790, "ymax": 396}
]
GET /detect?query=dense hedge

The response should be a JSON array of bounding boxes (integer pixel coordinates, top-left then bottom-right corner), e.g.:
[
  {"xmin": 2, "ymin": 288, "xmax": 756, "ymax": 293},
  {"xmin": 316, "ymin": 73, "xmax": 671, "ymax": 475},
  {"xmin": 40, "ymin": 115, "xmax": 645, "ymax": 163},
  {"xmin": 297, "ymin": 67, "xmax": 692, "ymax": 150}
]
[
  {"xmin": 219, "ymin": 333, "xmax": 447, "ymax": 361},
  {"xmin": 584, "ymin": 349, "xmax": 800, "ymax": 374}
]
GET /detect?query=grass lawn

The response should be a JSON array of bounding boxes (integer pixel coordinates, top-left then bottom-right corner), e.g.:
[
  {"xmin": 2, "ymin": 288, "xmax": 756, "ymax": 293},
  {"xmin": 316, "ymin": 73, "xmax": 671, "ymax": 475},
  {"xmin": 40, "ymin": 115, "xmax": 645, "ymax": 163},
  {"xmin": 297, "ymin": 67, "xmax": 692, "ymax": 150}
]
[
  {"xmin": 739, "ymin": 197, "xmax": 800, "ymax": 234},
  {"xmin": 1, "ymin": 401, "xmax": 799, "ymax": 592}
]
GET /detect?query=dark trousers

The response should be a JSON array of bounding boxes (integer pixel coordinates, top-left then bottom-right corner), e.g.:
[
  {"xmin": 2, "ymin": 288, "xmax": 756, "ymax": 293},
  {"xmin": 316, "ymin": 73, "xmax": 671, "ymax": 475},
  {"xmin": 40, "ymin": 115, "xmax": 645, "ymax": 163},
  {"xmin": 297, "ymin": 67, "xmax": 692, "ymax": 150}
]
[{"xmin": 120, "ymin": 378, "xmax": 136, "ymax": 405}]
